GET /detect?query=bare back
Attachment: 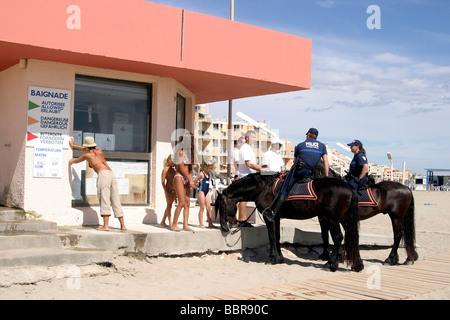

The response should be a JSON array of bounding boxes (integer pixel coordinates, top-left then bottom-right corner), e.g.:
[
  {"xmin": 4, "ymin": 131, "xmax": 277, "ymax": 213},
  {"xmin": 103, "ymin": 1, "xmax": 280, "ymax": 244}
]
[{"xmin": 85, "ymin": 148, "xmax": 110, "ymax": 173}]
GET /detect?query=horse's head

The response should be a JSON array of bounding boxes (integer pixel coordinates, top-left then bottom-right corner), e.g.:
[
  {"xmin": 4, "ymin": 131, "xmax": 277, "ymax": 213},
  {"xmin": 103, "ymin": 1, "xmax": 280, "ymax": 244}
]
[
  {"xmin": 215, "ymin": 172, "xmax": 280, "ymax": 232},
  {"xmin": 214, "ymin": 192, "xmax": 236, "ymax": 232}
]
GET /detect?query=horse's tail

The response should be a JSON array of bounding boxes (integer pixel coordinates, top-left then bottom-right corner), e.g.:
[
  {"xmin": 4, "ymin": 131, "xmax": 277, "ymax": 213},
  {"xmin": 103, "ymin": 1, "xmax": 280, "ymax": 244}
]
[
  {"xmin": 403, "ymin": 191, "xmax": 418, "ymax": 262},
  {"xmin": 342, "ymin": 190, "xmax": 363, "ymax": 271}
]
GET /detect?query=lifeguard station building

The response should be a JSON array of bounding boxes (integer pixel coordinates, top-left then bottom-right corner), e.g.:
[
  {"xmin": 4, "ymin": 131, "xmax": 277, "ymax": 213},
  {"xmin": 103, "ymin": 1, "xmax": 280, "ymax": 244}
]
[{"xmin": 0, "ymin": 0, "xmax": 311, "ymax": 226}]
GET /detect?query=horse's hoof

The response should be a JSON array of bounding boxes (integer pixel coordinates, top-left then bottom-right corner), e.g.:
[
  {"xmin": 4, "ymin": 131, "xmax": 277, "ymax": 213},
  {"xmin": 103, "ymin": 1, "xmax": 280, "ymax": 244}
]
[
  {"xmin": 352, "ymin": 261, "xmax": 364, "ymax": 272},
  {"xmin": 266, "ymin": 257, "xmax": 284, "ymax": 265},
  {"xmin": 323, "ymin": 261, "xmax": 338, "ymax": 272},
  {"xmin": 403, "ymin": 259, "xmax": 414, "ymax": 265},
  {"xmin": 383, "ymin": 257, "xmax": 398, "ymax": 266}
]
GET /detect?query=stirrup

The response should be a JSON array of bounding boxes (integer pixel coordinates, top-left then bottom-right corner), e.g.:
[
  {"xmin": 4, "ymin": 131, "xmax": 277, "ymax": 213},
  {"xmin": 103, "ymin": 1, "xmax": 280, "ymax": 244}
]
[{"xmin": 262, "ymin": 207, "xmax": 276, "ymax": 222}]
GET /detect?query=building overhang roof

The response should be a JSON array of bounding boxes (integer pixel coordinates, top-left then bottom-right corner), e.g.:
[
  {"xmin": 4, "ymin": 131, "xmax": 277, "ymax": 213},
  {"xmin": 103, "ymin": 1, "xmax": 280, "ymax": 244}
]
[{"xmin": 0, "ymin": 0, "xmax": 311, "ymax": 104}]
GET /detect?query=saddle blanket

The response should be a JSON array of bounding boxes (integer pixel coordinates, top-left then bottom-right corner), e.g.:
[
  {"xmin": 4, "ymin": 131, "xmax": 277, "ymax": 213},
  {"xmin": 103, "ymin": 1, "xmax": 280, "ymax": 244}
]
[
  {"xmin": 272, "ymin": 178, "xmax": 378, "ymax": 206},
  {"xmin": 272, "ymin": 178, "xmax": 317, "ymax": 201},
  {"xmin": 356, "ymin": 188, "xmax": 378, "ymax": 207}
]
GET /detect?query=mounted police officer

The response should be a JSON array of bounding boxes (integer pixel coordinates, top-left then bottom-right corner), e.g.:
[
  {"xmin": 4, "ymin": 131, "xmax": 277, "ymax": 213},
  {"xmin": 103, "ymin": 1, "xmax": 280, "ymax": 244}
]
[
  {"xmin": 346, "ymin": 139, "xmax": 369, "ymax": 190},
  {"xmin": 262, "ymin": 128, "xmax": 329, "ymax": 222}
]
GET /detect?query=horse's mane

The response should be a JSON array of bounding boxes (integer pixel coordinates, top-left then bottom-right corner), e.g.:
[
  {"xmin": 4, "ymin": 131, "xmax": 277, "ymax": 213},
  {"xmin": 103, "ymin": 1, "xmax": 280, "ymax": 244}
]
[
  {"xmin": 317, "ymin": 160, "xmax": 341, "ymax": 178},
  {"xmin": 223, "ymin": 172, "xmax": 279, "ymax": 198}
]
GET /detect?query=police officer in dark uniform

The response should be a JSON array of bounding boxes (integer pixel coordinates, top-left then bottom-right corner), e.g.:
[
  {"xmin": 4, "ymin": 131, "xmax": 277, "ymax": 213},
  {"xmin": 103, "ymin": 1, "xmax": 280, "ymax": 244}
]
[
  {"xmin": 263, "ymin": 128, "xmax": 329, "ymax": 222},
  {"xmin": 346, "ymin": 139, "xmax": 369, "ymax": 190}
]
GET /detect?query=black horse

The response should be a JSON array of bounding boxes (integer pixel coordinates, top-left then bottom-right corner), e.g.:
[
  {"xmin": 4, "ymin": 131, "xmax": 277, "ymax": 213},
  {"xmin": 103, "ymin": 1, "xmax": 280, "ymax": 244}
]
[
  {"xmin": 317, "ymin": 163, "xmax": 418, "ymax": 265},
  {"xmin": 215, "ymin": 172, "xmax": 364, "ymax": 272}
]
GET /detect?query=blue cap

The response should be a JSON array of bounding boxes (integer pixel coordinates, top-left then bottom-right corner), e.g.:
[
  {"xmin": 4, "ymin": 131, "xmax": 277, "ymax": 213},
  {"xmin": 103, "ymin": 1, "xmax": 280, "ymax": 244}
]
[
  {"xmin": 306, "ymin": 128, "xmax": 319, "ymax": 136},
  {"xmin": 347, "ymin": 139, "xmax": 363, "ymax": 148}
]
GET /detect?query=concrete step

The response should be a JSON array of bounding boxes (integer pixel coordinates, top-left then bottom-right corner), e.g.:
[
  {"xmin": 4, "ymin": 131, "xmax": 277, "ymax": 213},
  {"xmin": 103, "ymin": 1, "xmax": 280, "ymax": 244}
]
[
  {"xmin": 0, "ymin": 207, "xmax": 28, "ymax": 221},
  {"xmin": 0, "ymin": 247, "xmax": 113, "ymax": 268},
  {"xmin": 0, "ymin": 220, "xmax": 57, "ymax": 233},
  {"xmin": 0, "ymin": 207, "xmax": 115, "ymax": 268},
  {"xmin": 0, "ymin": 232, "xmax": 62, "ymax": 249},
  {"xmin": 0, "ymin": 206, "xmax": 57, "ymax": 233}
]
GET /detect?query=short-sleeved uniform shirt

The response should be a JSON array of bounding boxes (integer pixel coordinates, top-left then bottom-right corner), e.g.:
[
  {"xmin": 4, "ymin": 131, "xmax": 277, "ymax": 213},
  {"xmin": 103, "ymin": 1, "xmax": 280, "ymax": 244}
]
[
  {"xmin": 238, "ymin": 143, "xmax": 256, "ymax": 178},
  {"xmin": 294, "ymin": 138, "xmax": 327, "ymax": 169},
  {"xmin": 349, "ymin": 151, "xmax": 368, "ymax": 177}
]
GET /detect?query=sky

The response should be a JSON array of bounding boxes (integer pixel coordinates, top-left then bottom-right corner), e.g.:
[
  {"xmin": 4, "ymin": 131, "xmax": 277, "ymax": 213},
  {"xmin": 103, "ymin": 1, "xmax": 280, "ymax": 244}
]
[{"xmin": 147, "ymin": 0, "xmax": 450, "ymax": 175}]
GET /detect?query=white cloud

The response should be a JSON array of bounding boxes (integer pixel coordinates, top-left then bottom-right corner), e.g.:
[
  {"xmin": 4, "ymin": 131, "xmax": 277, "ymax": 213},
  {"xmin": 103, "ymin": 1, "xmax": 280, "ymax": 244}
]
[
  {"xmin": 373, "ymin": 53, "xmax": 412, "ymax": 64},
  {"xmin": 315, "ymin": 0, "xmax": 336, "ymax": 9}
]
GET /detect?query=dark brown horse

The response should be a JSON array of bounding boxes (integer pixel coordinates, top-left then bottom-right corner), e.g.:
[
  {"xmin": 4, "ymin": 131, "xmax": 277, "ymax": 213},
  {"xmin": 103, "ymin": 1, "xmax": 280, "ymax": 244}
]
[
  {"xmin": 317, "ymin": 163, "xmax": 418, "ymax": 265},
  {"xmin": 215, "ymin": 172, "xmax": 364, "ymax": 272}
]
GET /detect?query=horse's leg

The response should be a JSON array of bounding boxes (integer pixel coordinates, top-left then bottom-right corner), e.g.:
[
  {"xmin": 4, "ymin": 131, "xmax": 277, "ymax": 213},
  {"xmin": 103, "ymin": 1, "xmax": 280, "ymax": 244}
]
[
  {"xmin": 384, "ymin": 214, "xmax": 402, "ymax": 265},
  {"xmin": 265, "ymin": 219, "xmax": 284, "ymax": 264},
  {"xmin": 318, "ymin": 217, "xmax": 330, "ymax": 261},
  {"xmin": 275, "ymin": 216, "xmax": 284, "ymax": 262},
  {"xmin": 325, "ymin": 220, "xmax": 343, "ymax": 272}
]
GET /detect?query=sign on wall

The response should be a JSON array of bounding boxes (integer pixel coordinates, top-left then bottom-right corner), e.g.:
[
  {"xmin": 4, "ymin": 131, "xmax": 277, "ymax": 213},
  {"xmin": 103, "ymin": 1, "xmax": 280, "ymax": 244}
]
[
  {"xmin": 27, "ymin": 86, "xmax": 71, "ymax": 148},
  {"xmin": 33, "ymin": 146, "xmax": 63, "ymax": 178},
  {"xmin": 27, "ymin": 86, "xmax": 71, "ymax": 178}
]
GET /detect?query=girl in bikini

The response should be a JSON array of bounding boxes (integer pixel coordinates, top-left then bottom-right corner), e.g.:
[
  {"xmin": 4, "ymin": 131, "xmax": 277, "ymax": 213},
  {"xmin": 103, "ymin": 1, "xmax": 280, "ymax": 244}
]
[
  {"xmin": 69, "ymin": 136, "xmax": 126, "ymax": 231},
  {"xmin": 171, "ymin": 133, "xmax": 196, "ymax": 232},
  {"xmin": 160, "ymin": 154, "xmax": 176, "ymax": 227}
]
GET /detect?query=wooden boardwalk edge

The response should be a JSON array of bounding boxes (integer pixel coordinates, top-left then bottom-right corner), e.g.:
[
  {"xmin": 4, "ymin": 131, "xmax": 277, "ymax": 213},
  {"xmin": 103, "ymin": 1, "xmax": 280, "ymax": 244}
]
[{"xmin": 181, "ymin": 251, "xmax": 450, "ymax": 300}]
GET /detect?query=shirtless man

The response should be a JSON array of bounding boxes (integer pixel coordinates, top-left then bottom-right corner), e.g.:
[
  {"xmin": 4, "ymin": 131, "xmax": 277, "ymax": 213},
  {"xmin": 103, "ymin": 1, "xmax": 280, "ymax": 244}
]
[{"xmin": 69, "ymin": 136, "xmax": 126, "ymax": 231}]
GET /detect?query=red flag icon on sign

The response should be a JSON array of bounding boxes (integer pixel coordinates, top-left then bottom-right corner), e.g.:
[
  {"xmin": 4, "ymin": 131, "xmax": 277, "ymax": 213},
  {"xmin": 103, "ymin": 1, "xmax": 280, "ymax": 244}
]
[{"xmin": 27, "ymin": 132, "xmax": 38, "ymax": 142}]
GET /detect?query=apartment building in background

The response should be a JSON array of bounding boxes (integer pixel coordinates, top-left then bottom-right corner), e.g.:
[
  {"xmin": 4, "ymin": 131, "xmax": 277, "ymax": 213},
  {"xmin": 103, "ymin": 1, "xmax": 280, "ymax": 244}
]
[{"xmin": 194, "ymin": 105, "xmax": 293, "ymax": 176}]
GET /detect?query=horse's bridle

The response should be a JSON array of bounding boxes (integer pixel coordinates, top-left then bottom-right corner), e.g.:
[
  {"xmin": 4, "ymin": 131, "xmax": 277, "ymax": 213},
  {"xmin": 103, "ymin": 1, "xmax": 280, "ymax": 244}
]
[{"xmin": 227, "ymin": 173, "xmax": 280, "ymax": 234}]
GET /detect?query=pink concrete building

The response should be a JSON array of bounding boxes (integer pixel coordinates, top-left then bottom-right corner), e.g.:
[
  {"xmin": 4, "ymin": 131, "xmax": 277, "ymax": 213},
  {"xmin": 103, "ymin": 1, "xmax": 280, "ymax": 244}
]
[{"xmin": 0, "ymin": 0, "xmax": 311, "ymax": 226}]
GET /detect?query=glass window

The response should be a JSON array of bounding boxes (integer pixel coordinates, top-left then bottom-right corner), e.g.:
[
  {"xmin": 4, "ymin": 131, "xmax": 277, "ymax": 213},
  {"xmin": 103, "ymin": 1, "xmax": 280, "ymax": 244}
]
[
  {"xmin": 71, "ymin": 159, "xmax": 149, "ymax": 205},
  {"xmin": 74, "ymin": 76, "xmax": 150, "ymax": 152},
  {"xmin": 72, "ymin": 76, "xmax": 151, "ymax": 206},
  {"xmin": 176, "ymin": 94, "xmax": 186, "ymax": 131}
]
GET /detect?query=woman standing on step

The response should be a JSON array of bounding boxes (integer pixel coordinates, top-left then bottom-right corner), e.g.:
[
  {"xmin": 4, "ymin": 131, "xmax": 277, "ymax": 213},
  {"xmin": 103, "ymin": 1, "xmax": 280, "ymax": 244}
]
[
  {"xmin": 69, "ymin": 136, "xmax": 126, "ymax": 231},
  {"xmin": 171, "ymin": 132, "xmax": 196, "ymax": 232}
]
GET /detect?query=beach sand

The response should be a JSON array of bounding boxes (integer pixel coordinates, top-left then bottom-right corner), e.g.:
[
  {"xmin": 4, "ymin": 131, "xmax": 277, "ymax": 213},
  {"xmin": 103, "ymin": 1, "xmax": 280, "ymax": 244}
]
[{"xmin": 0, "ymin": 191, "xmax": 449, "ymax": 300}]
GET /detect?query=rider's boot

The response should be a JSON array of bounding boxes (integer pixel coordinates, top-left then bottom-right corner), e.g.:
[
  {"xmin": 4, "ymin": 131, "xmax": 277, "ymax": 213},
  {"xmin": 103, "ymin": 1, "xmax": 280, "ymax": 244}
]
[{"xmin": 262, "ymin": 194, "xmax": 285, "ymax": 223}]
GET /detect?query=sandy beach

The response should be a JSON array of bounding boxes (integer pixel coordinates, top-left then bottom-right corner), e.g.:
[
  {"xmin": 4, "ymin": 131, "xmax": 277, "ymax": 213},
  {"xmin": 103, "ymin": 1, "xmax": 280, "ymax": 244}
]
[{"xmin": 0, "ymin": 191, "xmax": 449, "ymax": 300}]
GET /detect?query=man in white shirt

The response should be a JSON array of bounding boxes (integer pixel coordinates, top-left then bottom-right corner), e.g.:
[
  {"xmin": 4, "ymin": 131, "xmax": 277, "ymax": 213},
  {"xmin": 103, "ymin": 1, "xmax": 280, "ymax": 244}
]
[
  {"xmin": 261, "ymin": 137, "xmax": 285, "ymax": 173},
  {"xmin": 232, "ymin": 136, "xmax": 245, "ymax": 180},
  {"xmin": 237, "ymin": 130, "xmax": 260, "ymax": 227}
]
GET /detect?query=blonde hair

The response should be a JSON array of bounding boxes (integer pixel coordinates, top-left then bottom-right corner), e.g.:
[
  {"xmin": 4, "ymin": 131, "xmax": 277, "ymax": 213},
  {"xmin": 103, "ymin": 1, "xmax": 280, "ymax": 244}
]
[
  {"xmin": 203, "ymin": 160, "xmax": 215, "ymax": 167},
  {"xmin": 163, "ymin": 154, "xmax": 173, "ymax": 167}
]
